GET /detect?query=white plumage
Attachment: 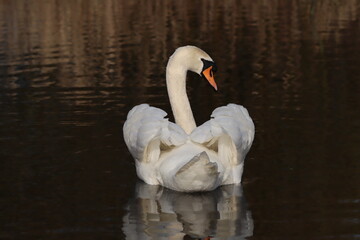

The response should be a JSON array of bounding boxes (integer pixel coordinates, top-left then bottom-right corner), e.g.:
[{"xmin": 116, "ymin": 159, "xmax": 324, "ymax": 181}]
[{"xmin": 123, "ymin": 46, "xmax": 255, "ymax": 192}]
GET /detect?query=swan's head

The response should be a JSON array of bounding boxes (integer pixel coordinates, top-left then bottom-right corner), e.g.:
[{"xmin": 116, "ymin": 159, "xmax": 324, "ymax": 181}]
[{"xmin": 168, "ymin": 46, "xmax": 218, "ymax": 90}]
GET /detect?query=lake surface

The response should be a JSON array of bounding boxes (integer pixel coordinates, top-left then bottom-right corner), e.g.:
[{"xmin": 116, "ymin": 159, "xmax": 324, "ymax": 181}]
[{"xmin": 1, "ymin": 1, "xmax": 359, "ymax": 239}]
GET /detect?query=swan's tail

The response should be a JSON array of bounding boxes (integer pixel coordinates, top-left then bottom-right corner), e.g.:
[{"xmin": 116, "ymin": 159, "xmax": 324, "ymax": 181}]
[{"xmin": 174, "ymin": 151, "xmax": 219, "ymax": 192}]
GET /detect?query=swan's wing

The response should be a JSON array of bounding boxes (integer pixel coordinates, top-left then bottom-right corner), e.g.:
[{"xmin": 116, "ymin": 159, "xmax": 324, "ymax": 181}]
[
  {"xmin": 123, "ymin": 104, "xmax": 188, "ymax": 163},
  {"xmin": 190, "ymin": 103, "xmax": 255, "ymax": 165}
]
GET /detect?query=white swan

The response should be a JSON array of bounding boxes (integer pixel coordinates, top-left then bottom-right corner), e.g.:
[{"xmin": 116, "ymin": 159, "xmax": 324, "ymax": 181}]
[{"xmin": 123, "ymin": 46, "xmax": 255, "ymax": 192}]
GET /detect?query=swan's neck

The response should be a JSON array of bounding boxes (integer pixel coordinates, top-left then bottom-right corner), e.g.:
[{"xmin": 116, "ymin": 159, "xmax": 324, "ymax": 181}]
[{"xmin": 166, "ymin": 62, "xmax": 196, "ymax": 134}]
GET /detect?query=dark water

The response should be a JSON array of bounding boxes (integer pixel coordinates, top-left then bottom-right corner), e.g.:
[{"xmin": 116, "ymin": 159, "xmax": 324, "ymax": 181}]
[{"xmin": 1, "ymin": 1, "xmax": 359, "ymax": 239}]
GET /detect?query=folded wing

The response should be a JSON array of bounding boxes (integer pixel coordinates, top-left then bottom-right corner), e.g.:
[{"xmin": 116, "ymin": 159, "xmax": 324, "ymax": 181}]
[
  {"xmin": 190, "ymin": 104, "xmax": 255, "ymax": 166},
  {"xmin": 123, "ymin": 104, "xmax": 188, "ymax": 163}
]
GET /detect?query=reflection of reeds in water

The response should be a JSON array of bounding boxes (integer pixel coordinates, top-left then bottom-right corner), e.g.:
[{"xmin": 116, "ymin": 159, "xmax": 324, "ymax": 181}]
[
  {"xmin": 0, "ymin": 0, "xmax": 359, "ymax": 137},
  {"xmin": 0, "ymin": 0, "xmax": 358, "ymax": 88}
]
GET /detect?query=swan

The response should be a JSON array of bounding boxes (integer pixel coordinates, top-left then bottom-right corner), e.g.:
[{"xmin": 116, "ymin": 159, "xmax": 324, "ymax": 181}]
[{"xmin": 123, "ymin": 46, "xmax": 255, "ymax": 192}]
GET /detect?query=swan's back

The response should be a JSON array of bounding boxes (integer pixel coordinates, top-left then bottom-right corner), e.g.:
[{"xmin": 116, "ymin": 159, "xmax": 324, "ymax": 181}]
[{"xmin": 123, "ymin": 103, "xmax": 254, "ymax": 191}]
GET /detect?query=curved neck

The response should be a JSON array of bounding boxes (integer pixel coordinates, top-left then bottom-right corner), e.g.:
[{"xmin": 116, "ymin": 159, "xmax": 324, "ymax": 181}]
[{"xmin": 166, "ymin": 60, "xmax": 196, "ymax": 134}]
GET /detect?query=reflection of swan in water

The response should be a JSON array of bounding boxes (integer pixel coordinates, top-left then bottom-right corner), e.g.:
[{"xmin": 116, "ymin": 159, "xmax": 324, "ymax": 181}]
[{"xmin": 122, "ymin": 182, "xmax": 253, "ymax": 239}]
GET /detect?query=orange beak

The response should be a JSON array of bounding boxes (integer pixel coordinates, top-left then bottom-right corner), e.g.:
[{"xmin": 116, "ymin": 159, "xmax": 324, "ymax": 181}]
[{"xmin": 202, "ymin": 66, "xmax": 217, "ymax": 91}]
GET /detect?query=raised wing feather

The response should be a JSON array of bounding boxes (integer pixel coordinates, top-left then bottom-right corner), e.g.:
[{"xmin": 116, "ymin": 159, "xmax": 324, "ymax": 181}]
[
  {"xmin": 190, "ymin": 104, "xmax": 255, "ymax": 165},
  {"xmin": 123, "ymin": 104, "xmax": 188, "ymax": 163}
]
